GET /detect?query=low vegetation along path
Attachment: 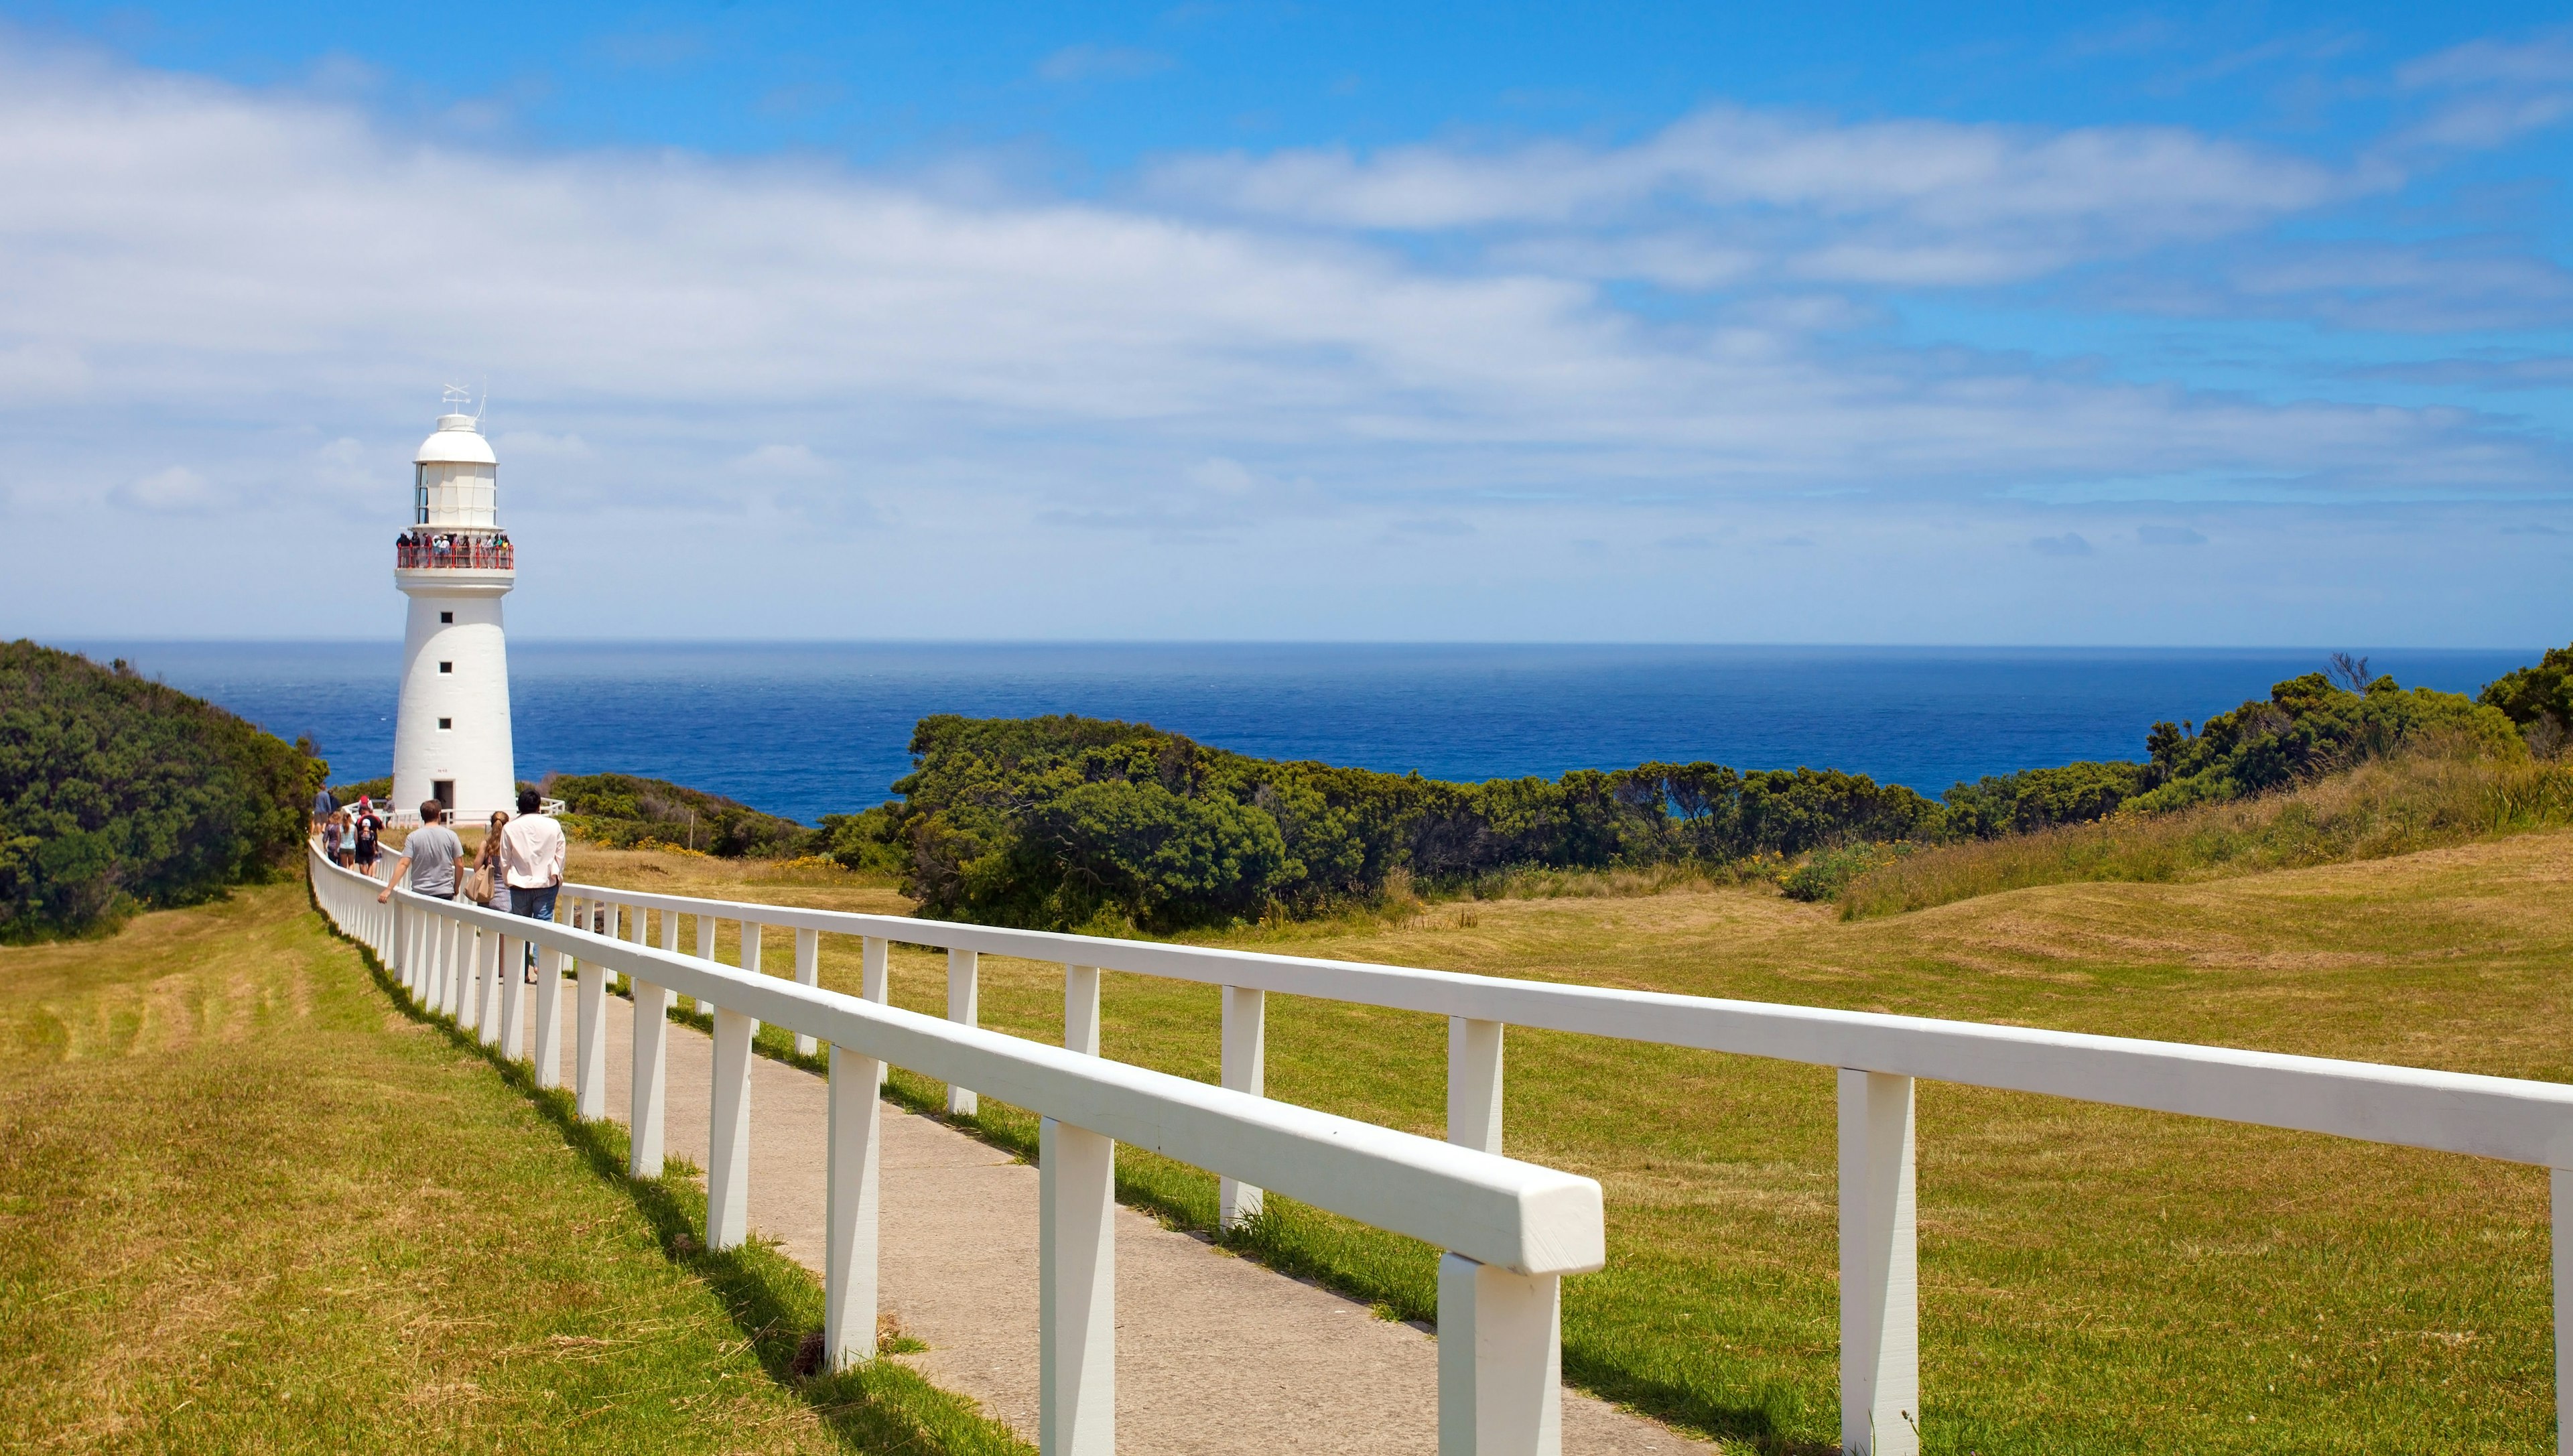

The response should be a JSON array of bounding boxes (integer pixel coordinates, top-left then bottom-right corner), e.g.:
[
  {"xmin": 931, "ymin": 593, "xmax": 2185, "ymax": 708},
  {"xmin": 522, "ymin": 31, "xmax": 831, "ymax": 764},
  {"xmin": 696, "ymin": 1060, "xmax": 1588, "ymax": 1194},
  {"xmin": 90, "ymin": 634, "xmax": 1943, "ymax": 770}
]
[{"xmin": 577, "ymin": 990, "xmax": 1704, "ymax": 1453}]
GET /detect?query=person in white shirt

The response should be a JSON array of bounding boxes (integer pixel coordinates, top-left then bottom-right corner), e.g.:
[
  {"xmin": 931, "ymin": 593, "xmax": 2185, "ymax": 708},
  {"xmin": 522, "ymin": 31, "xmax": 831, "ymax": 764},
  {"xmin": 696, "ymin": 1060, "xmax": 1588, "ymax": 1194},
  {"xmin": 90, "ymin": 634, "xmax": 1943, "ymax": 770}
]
[{"xmin": 499, "ymin": 787, "xmax": 568, "ymax": 983}]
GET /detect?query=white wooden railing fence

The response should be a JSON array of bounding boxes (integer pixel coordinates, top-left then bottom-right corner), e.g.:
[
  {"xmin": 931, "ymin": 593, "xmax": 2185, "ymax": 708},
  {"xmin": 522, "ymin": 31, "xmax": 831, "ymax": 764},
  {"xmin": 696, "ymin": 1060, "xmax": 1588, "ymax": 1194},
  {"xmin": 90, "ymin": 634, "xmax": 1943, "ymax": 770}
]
[
  {"xmin": 538, "ymin": 875, "xmax": 2573, "ymax": 1456},
  {"xmin": 310, "ymin": 847, "xmax": 1605, "ymax": 1455}
]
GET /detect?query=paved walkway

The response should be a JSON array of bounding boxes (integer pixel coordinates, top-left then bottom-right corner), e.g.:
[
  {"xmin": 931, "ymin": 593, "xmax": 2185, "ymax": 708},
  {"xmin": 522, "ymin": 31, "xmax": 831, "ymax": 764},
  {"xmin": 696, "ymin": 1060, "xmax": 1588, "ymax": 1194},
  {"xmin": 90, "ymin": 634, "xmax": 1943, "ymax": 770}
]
[{"xmin": 564, "ymin": 991, "xmax": 1705, "ymax": 1454}]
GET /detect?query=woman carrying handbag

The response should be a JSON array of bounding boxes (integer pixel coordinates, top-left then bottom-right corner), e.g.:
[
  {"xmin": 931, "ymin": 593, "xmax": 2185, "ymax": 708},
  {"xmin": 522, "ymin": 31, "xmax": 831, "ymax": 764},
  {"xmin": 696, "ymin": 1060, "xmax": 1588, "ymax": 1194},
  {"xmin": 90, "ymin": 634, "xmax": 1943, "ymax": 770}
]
[{"xmin": 472, "ymin": 810, "xmax": 510, "ymax": 912}]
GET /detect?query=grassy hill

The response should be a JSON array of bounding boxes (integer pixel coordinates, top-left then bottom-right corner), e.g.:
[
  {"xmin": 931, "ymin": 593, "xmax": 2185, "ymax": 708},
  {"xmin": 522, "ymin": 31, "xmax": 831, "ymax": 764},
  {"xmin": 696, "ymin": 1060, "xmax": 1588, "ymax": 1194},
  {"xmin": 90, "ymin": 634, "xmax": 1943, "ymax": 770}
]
[
  {"xmin": 570, "ymin": 828, "xmax": 2573, "ymax": 1454},
  {"xmin": 0, "ymin": 880, "xmax": 1018, "ymax": 1455}
]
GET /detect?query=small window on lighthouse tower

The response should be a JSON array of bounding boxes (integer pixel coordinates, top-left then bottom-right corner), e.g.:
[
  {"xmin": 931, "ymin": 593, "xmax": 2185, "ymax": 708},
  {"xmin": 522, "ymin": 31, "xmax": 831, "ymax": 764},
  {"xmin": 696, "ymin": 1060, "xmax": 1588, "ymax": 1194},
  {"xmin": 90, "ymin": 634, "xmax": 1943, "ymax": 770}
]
[
  {"xmin": 440, "ymin": 611, "xmax": 453, "ymax": 623},
  {"xmin": 438, "ymin": 718, "xmax": 452, "ymax": 730},
  {"xmin": 439, "ymin": 661, "xmax": 453, "ymax": 674}
]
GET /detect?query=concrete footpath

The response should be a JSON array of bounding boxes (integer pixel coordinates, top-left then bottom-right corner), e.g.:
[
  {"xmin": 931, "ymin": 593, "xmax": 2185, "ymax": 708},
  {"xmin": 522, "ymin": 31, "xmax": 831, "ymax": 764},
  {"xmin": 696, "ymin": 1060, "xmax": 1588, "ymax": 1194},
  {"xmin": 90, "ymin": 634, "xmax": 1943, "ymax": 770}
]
[{"xmin": 562, "ymin": 990, "xmax": 1705, "ymax": 1454}]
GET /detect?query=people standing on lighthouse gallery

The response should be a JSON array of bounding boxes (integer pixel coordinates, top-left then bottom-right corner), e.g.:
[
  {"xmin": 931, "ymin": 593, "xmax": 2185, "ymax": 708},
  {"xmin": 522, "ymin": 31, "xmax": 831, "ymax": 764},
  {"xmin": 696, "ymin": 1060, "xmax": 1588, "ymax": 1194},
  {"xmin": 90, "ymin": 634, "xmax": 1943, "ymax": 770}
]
[
  {"xmin": 501, "ymin": 787, "xmax": 566, "ymax": 984},
  {"xmin": 379, "ymin": 801, "xmax": 465, "ymax": 906}
]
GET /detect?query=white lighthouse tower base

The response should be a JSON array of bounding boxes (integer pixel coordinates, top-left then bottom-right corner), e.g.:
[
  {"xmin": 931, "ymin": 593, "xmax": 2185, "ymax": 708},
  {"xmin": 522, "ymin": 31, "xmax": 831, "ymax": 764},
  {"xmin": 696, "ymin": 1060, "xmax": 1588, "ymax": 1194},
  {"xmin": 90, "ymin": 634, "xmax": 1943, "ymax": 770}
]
[{"xmin": 390, "ymin": 401, "xmax": 519, "ymax": 823}]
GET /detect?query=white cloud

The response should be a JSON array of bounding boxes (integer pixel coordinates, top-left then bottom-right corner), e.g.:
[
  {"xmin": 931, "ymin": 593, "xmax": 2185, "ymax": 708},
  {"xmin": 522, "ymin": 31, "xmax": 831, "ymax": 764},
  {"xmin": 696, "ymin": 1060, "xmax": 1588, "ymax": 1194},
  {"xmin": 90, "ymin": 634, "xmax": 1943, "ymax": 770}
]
[
  {"xmin": 111, "ymin": 464, "xmax": 220, "ymax": 513},
  {"xmin": 1147, "ymin": 105, "xmax": 2352, "ymax": 285},
  {"xmin": 0, "ymin": 38, "xmax": 2562, "ymax": 643},
  {"xmin": 2393, "ymin": 30, "xmax": 2573, "ymax": 149},
  {"xmin": 732, "ymin": 444, "xmax": 831, "ymax": 476}
]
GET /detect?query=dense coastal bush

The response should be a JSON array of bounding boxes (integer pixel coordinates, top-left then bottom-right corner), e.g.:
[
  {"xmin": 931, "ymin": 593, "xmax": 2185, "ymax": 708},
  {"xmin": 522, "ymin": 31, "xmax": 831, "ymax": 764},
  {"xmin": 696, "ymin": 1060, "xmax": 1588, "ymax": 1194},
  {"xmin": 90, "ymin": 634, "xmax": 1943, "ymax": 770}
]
[
  {"xmin": 545, "ymin": 772, "xmax": 819, "ymax": 858},
  {"xmin": 2481, "ymin": 643, "xmax": 2573, "ymax": 753},
  {"xmin": 854, "ymin": 714, "xmax": 1941, "ymax": 931},
  {"xmin": 0, "ymin": 640, "xmax": 322, "ymax": 941},
  {"xmin": 1935, "ymin": 669, "xmax": 2523, "ymax": 838},
  {"xmin": 848, "ymin": 659, "xmax": 2544, "ymax": 931}
]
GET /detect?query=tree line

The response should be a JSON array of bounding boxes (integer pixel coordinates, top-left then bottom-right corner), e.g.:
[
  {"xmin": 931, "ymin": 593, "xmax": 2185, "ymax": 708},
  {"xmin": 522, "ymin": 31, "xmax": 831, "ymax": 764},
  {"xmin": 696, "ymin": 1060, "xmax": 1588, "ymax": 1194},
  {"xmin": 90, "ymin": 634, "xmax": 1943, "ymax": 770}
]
[
  {"xmin": 1, "ymin": 641, "xmax": 320, "ymax": 941},
  {"xmin": 811, "ymin": 658, "xmax": 2533, "ymax": 932}
]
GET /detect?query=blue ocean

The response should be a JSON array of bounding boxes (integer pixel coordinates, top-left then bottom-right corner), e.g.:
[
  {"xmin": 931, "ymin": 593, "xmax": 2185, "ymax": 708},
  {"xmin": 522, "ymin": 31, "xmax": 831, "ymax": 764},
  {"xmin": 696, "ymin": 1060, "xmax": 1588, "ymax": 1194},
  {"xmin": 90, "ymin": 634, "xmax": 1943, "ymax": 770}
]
[{"xmin": 72, "ymin": 642, "xmax": 2538, "ymax": 827}]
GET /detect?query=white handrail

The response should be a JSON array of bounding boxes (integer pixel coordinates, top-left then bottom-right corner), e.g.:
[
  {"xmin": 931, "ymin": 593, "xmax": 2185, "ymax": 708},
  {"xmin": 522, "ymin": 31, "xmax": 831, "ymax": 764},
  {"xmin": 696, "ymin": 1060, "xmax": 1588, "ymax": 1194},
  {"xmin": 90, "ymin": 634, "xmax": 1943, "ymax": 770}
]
[
  {"xmin": 310, "ymin": 846, "xmax": 1599, "ymax": 1454},
  {"xmin": 555, "ymin": 874, "xmax": 2573, "ymax": 1456},
  {"xmin": 561, "ymin": 881, "xmax": 2573, "ymax": 1166}
]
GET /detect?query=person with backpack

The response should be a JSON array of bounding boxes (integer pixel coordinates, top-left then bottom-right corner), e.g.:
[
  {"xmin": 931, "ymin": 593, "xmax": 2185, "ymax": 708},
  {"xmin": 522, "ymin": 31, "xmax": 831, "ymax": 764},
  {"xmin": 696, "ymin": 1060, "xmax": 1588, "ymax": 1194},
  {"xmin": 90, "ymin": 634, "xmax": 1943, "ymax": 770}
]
[{"xmin": 352, "ymin": 806, "xmax": 382, "ymax": 876}]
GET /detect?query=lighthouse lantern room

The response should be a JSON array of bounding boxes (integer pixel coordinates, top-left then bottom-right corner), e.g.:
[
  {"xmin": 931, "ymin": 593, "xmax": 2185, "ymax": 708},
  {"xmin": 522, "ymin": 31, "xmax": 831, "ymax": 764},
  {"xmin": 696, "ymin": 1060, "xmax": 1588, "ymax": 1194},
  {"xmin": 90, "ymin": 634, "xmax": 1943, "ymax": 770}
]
[{"xmin": 390, "ymin": 389, "xmax": 518, "ymax": 823}]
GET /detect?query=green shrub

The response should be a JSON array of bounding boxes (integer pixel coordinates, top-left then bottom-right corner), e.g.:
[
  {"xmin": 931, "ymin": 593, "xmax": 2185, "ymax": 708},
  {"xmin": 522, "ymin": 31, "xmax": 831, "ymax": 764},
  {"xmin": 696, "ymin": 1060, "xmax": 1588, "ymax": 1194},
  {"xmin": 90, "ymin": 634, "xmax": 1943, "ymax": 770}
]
[
  {"xmin": 876, "ymin": 714, "xmax": 1942, "ymax": 931},
  {"xmin": 2481, "ymin": 641, "xmax": 2573, "ymax": 752},
  {"xmin": 324, "ymin": 775, "xmax": 392, "ymax": 805},
  {"xmin": 543, "ymin": 773, "xmax": 817, "ymax": 858},
  {"xmin": 1779, "ymin": 842, "xmax": 1906, "ymax": 903},
  {"xmin": 1943, "ymin": 760, "xmax": 2148, "ymax": 837},
  {"xmin": 0, "ymin": 640, "xmax": 323, "ymax": 941}
]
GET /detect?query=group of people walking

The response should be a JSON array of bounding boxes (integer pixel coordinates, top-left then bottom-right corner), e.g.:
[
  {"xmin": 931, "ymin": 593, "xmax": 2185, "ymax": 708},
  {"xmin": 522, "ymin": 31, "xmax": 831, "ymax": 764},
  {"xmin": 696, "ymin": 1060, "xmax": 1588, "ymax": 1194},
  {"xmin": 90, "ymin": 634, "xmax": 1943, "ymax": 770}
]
[
  {"xmin": 317, "ymin": 793, "xmax": 383, "ymax": 874},
  {"xmin": 375, "ymin": 788, "xmax": 566, "ymax": 983}
]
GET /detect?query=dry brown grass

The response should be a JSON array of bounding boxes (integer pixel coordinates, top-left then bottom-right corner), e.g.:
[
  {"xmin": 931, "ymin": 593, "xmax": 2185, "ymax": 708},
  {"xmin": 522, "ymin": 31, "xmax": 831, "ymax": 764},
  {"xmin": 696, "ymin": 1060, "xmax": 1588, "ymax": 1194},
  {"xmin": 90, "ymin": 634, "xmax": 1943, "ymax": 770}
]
[
  {"xmin": 1843, "ymin": 745, "xmax": 2573, "ymax": 919},
  {"xmin": 568, "ymin": 824, "xmax": 2573, "ymax": 1453}
]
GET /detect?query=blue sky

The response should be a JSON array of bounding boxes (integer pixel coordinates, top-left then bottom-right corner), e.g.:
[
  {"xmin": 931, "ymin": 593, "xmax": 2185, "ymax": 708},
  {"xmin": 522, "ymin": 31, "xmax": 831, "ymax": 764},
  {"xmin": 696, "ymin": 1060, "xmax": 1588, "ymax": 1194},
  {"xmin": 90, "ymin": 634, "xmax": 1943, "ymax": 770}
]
[{"xmin": 3, "ymin": 2, "xmax": 2569, "ymax": 645}]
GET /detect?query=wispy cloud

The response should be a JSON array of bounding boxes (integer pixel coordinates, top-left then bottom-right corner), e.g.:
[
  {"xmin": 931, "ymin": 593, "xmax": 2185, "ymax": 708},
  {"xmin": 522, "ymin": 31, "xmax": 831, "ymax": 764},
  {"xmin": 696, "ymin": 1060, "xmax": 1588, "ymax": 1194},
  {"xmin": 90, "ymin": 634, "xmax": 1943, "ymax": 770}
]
[
  {"xmin": 1038, "ymin": 44, "xmax": 1174, "ymax": 83},
  {"xmin": 2393, "ymin": 29, "xmax": 2573, "ymax": 149},
  {"xmin": 1148, "ymin": 105, "xmax": 2353, "ymax": 286}
]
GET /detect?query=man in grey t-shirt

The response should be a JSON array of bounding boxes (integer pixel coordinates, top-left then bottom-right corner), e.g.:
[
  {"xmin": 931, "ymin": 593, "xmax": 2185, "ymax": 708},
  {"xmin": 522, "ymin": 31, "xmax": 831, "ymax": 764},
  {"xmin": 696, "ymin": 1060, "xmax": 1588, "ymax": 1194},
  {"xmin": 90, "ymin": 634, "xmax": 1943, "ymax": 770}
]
[{"xmin": 378, "ymin": 800, "xmax": 466, "ymax": 903}]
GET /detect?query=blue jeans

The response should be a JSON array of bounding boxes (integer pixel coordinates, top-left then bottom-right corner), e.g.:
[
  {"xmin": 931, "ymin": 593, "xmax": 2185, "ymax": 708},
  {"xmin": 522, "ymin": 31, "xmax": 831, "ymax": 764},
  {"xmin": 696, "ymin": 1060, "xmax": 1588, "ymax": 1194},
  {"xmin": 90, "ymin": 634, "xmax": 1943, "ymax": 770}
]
[
  {"xmin": 508, "ymin": 884, "xmax": 559, "ymax": 970},
  {"xmin": 507, "ymin": 883, "xmax": 559, "ymax": 923}
]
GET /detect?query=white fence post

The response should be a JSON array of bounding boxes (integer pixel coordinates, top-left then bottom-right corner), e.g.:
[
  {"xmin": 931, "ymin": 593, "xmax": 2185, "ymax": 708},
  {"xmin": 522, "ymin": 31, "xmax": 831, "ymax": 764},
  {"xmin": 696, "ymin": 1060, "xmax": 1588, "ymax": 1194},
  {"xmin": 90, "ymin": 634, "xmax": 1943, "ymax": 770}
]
[
  {"xmin": 575, "ymin": 956, "xmax": 607, "ymax": 1120},
  {"xmin": 478, "ymin": 929, "xmax": 504, "ymax": 1049},
  {"xmin": 826, "ymin": 1041, "xmax": 884, "ymax": 1372},
  {"xmin": 434, "ymin": 909, "xmax": 456, "ymax": 1017},
  {"xmin": 864, "ymin": 937, "xmax": 890, "ymax": 1089},
  {"xmin": 631, "ymin": 976, "xmax": 673, "ymax": 1179},
  {"xmin": 1437, "ymin": 1252, "xmax": 1564, "ymax": 1456},
  {"xmin": 2554, "ymin": 1169, "xmax": 2572, "ymax": 1456},
  {"xmin": 660, "ymin": 906, "xmax": 680, "ymax": 954},
  {"xmin": 499, "ymin": 931, "xmax": 525, "ymax": 1060},
  {"xmin": 1065, "ymin": 965, "xmax": 1102, "ymax": 1056},
  {"xmin": 388, "ymin": 897, "xmax": 406, "ymax": 989},
  {"xmin": 533, "ymin": 944, "xmax": 567, "ymax": 1090},
  {"xmin": 456, "ymin": 922, "xmax": 480, "ymax": 1031},
  {"xmin": 1839, "ymin": 1069, "xmax": 1920, "ymax": 1456},
  {"xmin": 1220, "ymin": 985, "xmax": 1266, "ymax": 1228},
  {"xmin": 696, "ymin": 912, "xmax": 718, "ymax": 1017},
  {"xmin": 947, "ymin": 947, "xmax": 980, "ymax": 1118},
  {"xmin": 1041, "ymin": 1116, "xmax": 1116, "ymax": 1456},
  {"xmin": 708, "ymin": 1006, "xmax": 756, "ymax": 1250},
  {"xmin": 626, "ymin": 901, "xmax": 648, "ymax": 989},
  {"xmin": 419, "ymin": 910, "xmax": 443, "ymax": 1012},
  {"xmin": 795, "ymin": 927, "xmax": 821, "ymax": 1057},
  {"xmin": 1449, "ymin": 1018, "xmax": 1504, "ymax": 1155}
]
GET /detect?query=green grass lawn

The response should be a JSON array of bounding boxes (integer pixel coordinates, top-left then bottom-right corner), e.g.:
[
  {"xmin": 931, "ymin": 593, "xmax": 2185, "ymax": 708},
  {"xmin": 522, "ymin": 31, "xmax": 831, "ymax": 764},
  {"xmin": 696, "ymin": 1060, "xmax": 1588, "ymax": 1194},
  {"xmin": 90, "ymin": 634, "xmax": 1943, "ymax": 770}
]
[
  {"xmin": 0, "ymin": 878, "xmax": 1026, "ymax": 1455},
  {"xmin": 579, "ymin": 829, "xmax": 2573, "ymax": 1454}
]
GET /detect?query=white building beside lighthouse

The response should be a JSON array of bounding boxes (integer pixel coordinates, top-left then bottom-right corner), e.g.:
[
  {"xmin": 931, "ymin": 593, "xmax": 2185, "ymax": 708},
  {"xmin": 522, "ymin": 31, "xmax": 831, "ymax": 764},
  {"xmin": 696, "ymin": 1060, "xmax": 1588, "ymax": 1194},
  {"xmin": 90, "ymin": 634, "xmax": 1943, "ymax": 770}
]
[{"xmin": 390, "ymin": 393, "xmax": 518, "ymax": 821}]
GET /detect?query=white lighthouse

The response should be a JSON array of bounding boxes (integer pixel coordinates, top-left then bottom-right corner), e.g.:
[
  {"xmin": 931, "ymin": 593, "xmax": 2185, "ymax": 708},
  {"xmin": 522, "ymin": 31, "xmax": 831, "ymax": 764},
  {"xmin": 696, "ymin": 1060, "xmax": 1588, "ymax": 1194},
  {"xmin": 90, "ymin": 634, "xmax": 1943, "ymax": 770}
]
[{"xmin": 390, "ymin": 391, "xmax": 518, "ymax": 823}]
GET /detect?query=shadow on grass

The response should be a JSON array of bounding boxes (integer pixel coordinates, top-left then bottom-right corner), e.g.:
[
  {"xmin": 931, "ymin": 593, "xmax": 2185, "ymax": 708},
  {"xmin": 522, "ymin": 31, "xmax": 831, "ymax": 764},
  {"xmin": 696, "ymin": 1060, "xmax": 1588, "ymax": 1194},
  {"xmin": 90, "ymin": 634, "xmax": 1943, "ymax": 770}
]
[
  {"xmin": 317, "ymin": 912, "xmax": 1029, "ymax": 1456},
  {"xmin": 436, "ymin": 927, "xmax": 1823, "ymax": 1453}
]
